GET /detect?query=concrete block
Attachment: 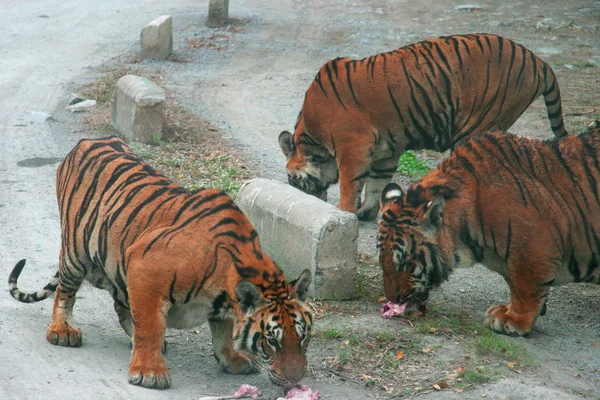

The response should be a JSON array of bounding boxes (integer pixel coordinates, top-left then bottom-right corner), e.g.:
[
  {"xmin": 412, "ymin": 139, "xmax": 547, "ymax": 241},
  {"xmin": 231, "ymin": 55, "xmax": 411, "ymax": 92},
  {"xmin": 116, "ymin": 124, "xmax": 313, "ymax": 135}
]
[
  {"xmin": 236, "ymin": 178, "xmax": 358, "ymax": 300},
  {"xmin": 140, "ymin": 15, "xmax": 173, "ymax": 60},
  {"xmin": 111, "ymin": 75, "xmax": 165, "ymax": 143},
  {"xmin": 207, "ymin": 0, "xmax": 229, "ymax": 28}
]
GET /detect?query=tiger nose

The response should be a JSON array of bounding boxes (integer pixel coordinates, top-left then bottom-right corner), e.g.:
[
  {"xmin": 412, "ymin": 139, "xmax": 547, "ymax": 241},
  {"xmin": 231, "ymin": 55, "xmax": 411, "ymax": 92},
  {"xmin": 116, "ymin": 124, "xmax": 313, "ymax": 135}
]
[{"xmin": 284, "ymin": 361, "xmax": 306, "ymax": 384}]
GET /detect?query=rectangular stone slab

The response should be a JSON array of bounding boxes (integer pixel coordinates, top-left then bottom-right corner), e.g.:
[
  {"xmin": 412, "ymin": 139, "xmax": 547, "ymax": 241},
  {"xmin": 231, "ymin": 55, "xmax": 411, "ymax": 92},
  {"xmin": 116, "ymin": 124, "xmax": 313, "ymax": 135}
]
[{"xmin": 236, "ymin": 178, "xmax": 358, "ymax": 299}]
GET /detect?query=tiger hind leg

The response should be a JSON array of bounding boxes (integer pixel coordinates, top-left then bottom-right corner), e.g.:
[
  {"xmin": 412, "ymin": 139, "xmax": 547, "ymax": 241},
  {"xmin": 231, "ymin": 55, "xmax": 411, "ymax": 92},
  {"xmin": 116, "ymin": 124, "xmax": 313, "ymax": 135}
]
[
  {"xmin": 209, "ymin": 318, "xmax": 254, "ymax": 374},
  {"xmin": 46, "ymin": 257, "xmax": 86, "ymax": 347}
]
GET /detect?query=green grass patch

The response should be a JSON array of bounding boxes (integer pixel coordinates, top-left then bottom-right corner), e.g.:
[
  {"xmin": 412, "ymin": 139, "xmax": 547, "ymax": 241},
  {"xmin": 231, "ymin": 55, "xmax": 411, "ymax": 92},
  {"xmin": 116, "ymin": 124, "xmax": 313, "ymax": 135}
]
[
  {"xmin": 397, "ymin": 150, "xmax": 430, "ymax": 177},
  {"xmin": 320, "ymin": 328, "xmax": 347, "ymax": 340},
  {"xmin": 414, "ymin": 304, "xmax": 482, "ymax": 336},
  {"xmin": 471, "ymin": 330, "xmax": 536, "ymax": 367},
  {"xmin": 460, "ymin": 365, "xmax": 500, "ymax": 385}
]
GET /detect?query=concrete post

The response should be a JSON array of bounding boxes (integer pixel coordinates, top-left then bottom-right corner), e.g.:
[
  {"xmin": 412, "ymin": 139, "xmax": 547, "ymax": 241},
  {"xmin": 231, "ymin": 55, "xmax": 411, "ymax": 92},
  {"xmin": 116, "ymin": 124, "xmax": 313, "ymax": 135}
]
[
  {"xmin": 236, "ymin": 178, "xmax": 358, "ymax": 299},
  {"xmin": 140, "ymin": 15, "xmax": 173, "ymax": 60},
  {"xmin": 207, "ymin": 0, "xmax": 229, "ymax": 28}
]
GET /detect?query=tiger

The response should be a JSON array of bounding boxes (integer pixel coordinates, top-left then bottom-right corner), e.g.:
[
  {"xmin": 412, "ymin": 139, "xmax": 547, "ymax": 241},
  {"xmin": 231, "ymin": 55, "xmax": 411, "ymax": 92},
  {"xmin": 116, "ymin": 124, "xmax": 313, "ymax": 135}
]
[
  {"xmin": 279, "ymin": 33, "xmax": 568, "ymax": 221},
  {"xmin": 7, "ymin": 136, "xmax": 313, "ymax": 389},
  {"xmin": 377, "ymin": 121, "xmax": 600, "ymax": 336}
]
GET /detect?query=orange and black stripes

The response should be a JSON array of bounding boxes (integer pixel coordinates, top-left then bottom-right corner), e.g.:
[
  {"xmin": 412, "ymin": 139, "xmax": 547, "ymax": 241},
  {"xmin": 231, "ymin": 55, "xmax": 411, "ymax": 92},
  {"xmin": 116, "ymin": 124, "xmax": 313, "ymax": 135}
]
[
  {"xmin": 378, "ymin": 121, "xmax": 600, "ymax": 336},
  {"xmin": 281, "ymin": 33, "xmax": 569, "ymax": 221},
  {"xmin": 8, "ymin": 136, "xmax": 314, "ymax": 389}
]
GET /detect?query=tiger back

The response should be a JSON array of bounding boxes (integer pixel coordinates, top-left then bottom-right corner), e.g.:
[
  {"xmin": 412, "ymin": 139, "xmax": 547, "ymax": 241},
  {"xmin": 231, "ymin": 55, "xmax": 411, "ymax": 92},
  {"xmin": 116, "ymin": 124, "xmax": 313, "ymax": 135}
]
[
  {"xmin": 377, "ymin": 121, "xmax": 600, "ymax": 337},
  {"xmin": 279, "ymin": 33, "xmax": 568, "ymax": 221},
  {"xmin": 8, "ymin": 136, "xmax": 313, "ymax": 389}
]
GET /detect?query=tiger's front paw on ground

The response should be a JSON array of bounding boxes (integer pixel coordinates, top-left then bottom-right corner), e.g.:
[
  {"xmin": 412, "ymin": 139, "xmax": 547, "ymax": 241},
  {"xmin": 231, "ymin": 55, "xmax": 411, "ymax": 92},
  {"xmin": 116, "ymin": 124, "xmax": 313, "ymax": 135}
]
[
  {"xmin": 128, "ymin": 364, "xmax": 171, "ymax": 389},
  {"xmin": 484, "ymin": 304, "xmax": 533, "ymax": 337},
  {"xmin": 47, "ymin": 323, "xmax": 82, "ymax": 347},
  {"xmin": 356, "ymin": 205, "xmax": 379, "ymax": 221},
  {"xmin": 224, "ymin": 353, "xmax": 255, "ymax": 375}
]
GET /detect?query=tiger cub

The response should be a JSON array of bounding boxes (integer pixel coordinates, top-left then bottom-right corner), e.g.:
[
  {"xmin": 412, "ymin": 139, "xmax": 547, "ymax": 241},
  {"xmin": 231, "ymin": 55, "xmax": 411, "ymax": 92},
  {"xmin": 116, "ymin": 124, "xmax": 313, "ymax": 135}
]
[
  {"xmin": 8, "ymin": 137, "xmax": 313, "ymax": 389},
  {"xmin": 377, "ymin": 122, "xmax": 600, "ymax": 336},
  {"xmin": 280, "ymin": 33, "xmax": 568, "ymax": 221}
]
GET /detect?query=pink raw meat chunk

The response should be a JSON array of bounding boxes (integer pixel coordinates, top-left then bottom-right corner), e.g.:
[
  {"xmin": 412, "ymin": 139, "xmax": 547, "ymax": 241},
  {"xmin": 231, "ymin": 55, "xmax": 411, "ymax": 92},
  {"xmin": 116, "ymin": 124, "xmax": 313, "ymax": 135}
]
[
  {"xmin": 380, "ymin": 301, "xmax": 407, "ymax": 318},
  {"xmin": 233, "ymin": 384, "xmax": 260, "ymax": 399},
  {"xmin": 278, "ymin": 384, "xmax": 321, "ymax": 400}
]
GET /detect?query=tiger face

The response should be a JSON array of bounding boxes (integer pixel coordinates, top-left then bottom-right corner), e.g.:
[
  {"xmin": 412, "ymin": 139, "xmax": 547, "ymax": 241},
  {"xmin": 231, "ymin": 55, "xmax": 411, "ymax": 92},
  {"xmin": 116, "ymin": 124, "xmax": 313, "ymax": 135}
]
[
  {"xmin": 278, "ymin": 130, "xmax": 338, "ymax": 201},
  {"xmin": 234, "ymin": 270, "xmax": 313, "ymax": 388},
  {"xmin": 377, "ymin": 183, "xmax": 451, "ymax": 312}
]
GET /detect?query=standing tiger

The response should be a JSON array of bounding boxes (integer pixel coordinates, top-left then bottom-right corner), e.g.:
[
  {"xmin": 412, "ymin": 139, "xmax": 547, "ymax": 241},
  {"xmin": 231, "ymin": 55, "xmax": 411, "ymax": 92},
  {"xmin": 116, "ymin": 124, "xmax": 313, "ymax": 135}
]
[
  {"xmin": 279, "ymin": 33, "xmax": 568, "ymax": 221},
  {"xmin": 377, "ymin": 121, "xmax": 600, "ymax": 336},
  {"xmin": 7, "ymin": 137, "xmax": 313, "ymax": 389}
]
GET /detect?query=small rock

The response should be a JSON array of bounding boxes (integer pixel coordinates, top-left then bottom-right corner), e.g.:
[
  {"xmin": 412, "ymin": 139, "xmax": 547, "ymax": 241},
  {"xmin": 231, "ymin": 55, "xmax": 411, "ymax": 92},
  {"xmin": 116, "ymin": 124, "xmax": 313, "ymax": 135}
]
[
  {"xmin": 455, "ymin": 4, "xmax": 482, "ymax": 11},
  {"xmin": 536, "ymin": 18, "xmax": 553, "ymax": 30},
  {"xmin": 66, "ymin": 99, "xmax": 96, "ymax": 113},
  {"xmin": 27, "ymin": 111, "xmax": 54, "ymax": 123}
]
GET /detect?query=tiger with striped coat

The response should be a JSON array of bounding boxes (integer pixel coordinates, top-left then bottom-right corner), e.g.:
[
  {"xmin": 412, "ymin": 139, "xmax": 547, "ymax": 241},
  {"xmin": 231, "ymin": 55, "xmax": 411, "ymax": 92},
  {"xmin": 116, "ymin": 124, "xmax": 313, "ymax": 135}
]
[
  {"xmin": 377, "ymin": 122, "xmax": 600, "ymax": 336},
  {"xmin": 280, "ymin": 33, "xmax": 568, "ymax": 220},
  {"xmin": 8, "ymin": 137, "xmax": 313, "ymax": 389}
]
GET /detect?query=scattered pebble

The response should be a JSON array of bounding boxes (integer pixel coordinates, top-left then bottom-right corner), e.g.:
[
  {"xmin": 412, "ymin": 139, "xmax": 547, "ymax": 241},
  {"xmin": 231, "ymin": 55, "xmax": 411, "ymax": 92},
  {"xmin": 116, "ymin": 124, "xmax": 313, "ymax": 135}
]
[{"xmin": 455, "ymin": 4, "xmax": 482, "ymax": 11}]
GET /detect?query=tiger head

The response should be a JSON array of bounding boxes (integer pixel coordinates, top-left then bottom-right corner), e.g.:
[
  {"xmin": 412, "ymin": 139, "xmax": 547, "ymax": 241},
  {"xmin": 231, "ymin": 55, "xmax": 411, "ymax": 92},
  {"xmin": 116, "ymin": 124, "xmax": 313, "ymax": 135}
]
[
  {"xmin": 377, "ymin": 183, "xmax": 452, "ymax": 312},
  {"xmin": 233, "ymin": 269, "xmax": 313, "ymax": 388},
  {"xmin": 278, "ymin": 129, "xmax": 338, "ymax": 201}
]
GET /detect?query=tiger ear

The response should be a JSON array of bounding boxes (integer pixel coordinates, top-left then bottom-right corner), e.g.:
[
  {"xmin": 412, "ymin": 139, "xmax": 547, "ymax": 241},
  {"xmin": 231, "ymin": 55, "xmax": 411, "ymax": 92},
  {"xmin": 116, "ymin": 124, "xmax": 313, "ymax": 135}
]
[
  {"xmin": 290, "ymin": 269, "xmax": 312, "ymax": 302},
  {"xmin": 305, "ymin": 145, "xmax": 332, "ymax": 163},
  {"xmin": 381, "ymin": 183, "xmax": 403, "ymax": 209},
  {"xmin": 279, "ymin": 131, "xmax": 295, "ymax": 159},
  {"xmin": 235, "ymin": 280, "xmax": 265, "ymax": 314},
  {"xmin": 421, "ymin": 196, "xmax": 445, "ymax": 235}
]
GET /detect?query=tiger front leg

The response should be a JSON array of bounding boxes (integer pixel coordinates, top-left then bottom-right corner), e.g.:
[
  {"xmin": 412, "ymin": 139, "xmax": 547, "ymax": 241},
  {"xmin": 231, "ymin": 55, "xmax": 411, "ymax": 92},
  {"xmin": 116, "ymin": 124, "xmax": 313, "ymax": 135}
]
[
  {"xmin": 357, "ymin": 156, "xmax": 399, "ymax": 221},
  {"xmin": 127, "ymin": 275, "xmax": 171, "ymax": 389},
  {"xmin": 115, "ymin": 302, "xmax": 168, "ymax": 354},
  {"xmin": 209, "ymin": 318, "xmax": 254, "ymax": 374},
  {"xmin": 337, "ymin": 145, "xmax": 372, "ymax": 216},
  {"xmin": 484, "ymin": 260, "xmax": 552, "ymax": 336}
]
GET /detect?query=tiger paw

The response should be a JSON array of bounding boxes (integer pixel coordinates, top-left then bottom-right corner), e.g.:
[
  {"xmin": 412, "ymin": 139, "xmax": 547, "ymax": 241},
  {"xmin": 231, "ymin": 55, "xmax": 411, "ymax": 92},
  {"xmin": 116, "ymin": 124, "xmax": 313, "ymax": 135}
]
[
  {"xmin": 356, "ymin": 205, "xmax": 379, "ymax": 221},
  {"xmin": 224, "ymin": 353, "xmax": 255, "ymax": 375},
  {"xmin": 47, "ymin": 323, "xmax": 82, "ymax": 347},
  {"xmin": 128, "ymin": 364, "xmax": 171, "ymax": 389},
  {"xmin": 484, "ymin": 304, "xmax": 534, "ymax": 337}
]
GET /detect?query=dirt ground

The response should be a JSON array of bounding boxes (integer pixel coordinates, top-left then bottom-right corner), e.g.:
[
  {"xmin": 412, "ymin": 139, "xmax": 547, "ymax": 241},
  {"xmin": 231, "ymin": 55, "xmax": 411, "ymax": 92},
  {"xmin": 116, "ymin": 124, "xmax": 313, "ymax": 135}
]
[{"xmin": 28, "ymin": 0, "xmax": 600, "ymax": 399}]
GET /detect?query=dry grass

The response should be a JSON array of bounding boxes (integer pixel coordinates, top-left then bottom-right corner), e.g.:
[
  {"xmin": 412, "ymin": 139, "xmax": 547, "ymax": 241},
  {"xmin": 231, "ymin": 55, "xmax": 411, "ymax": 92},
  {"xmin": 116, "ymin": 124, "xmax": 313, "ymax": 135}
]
[{"xmin": 74, "ymin": 65, "xmax": 255, "ymax": 196}]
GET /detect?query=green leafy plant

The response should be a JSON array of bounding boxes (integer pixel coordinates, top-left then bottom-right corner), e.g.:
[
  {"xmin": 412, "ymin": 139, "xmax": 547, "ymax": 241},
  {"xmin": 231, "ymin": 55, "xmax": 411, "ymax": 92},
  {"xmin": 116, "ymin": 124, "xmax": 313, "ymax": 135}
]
[{"xmin": 397, "ymin": 150, "xmax": 430, "ymax": 177}]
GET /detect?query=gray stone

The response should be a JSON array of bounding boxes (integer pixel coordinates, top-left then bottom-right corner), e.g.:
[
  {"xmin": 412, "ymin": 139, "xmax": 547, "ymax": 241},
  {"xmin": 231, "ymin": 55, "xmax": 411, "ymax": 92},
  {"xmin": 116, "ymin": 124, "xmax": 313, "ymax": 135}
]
[
  {"xmin": 68, "ymin": 93, "xmax": 85, "ymax": 105},
  {"xmin": 207, "ymin": 0, "xmax": 229, "ymax": 28},
  {"xmin": 140, "ymin": 15, "xmax": 173, "ymax": 60},
  {"xmin": 236, "ymin": 178, "xmax": 358, "ymax": 300},
  {"xmin": 111, "ymin": 75, "xmax": 165, "ymax": 143},
  {"xmin": 27, "ymin": 111, "xmax": 54, "ymax": 123}
]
